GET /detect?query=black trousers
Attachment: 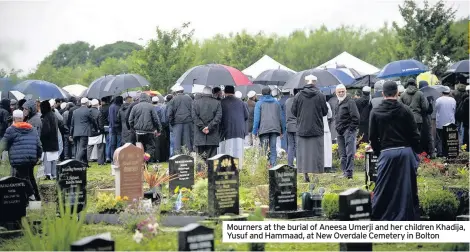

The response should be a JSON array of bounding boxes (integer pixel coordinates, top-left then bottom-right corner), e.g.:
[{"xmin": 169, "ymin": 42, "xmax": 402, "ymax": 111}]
[
  {"xmin": 136, "ymin": 133, "xmax": 157, "ymax": 162},
  {"xmin": 196, "ymin": 145, "xmax": 218, "ymax": 171},
  {"xmin": 87, "ymin": 143, "xmax": 105, "ymax": 165},
  {"xmin": 12, "ymin": 164, "xmax": 40, "ymax": 200},
  {"xmin": 74, "ymin": 136, "xmax": 88, "ymax": 165}
]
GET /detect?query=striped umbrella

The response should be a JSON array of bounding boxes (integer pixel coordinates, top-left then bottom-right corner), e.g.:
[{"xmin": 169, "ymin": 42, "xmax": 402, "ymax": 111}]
[{"xmin": 176, "ymin": 64, "xmax": 252, "ymax": 87}]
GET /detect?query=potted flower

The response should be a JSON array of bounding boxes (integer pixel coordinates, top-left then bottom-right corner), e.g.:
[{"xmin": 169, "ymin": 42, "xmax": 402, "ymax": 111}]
[{"xmin": 143, "ymin": 167, "xmax": 178, "ymax": 203}]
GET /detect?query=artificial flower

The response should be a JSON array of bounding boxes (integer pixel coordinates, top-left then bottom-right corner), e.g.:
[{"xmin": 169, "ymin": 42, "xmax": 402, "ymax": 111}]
[{"xmin": 133, "ymin": 230, "xmax": 143, "ymax": 243}]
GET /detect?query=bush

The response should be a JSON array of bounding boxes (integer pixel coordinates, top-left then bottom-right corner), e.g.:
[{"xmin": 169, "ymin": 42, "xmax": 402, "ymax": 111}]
[
  {"xmin": 421, "ymin": 190, "xmax": 459, "ymax": 221},
  {"xmin": 240, "ymin": 148, "xmax": 269, "ymax": 188},
  {"xmin": 322, "ymin": 193, "xmax": 339, "ymax": 219}
]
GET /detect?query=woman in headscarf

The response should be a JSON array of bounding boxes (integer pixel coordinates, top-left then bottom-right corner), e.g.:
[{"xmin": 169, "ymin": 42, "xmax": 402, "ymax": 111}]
[{"xmin": 39, "ymin": 100, "xmax": 59, "ymax": 179}]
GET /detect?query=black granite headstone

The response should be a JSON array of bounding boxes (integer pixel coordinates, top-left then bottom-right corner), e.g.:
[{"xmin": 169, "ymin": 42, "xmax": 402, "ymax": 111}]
[
  {"xmin": 364, "ymin": 150, "xmax": 378, "ymax": 190},
  {"xmin": 339, "ymin": 188, "xmax": 373, "ymax": 251},
  {"xmin": 207, "ymin": 154, "xmax": 239, "ymax": 217},
  {"xmin": 269, "ymin": 164, "xmax": 297, "ymax": 212},
  {"xmin": 57, "ymin": 159, "xmax": 87, "ymax": 214},
  {"xmin": 442, "ymin": 123, "xmax": 459, "ymax": 161},
  {"xmin": 70, "ymin": 232, "xmax": 115, "ymax": 251},
  {"xmin": 169, "ymin": 155, "xmax": 195, "ymax": 195},
  {"xmin": 0, "ymin": 176, "xmax": 30, "ymax": 229},
  {"xmin": 178, "ymin": 223, "xmax": 215, "ymax": 251}
]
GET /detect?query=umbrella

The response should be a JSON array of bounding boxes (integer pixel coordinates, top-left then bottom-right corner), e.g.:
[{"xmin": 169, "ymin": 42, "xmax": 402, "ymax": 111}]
[
  {"xmin": 121, "ymin": 90, "xmax": 164, "ymax": 102},
  {"xmin": 446, "ymin": 60, "xmax": 469, "ymax": 73},
  {"xmin": 376, "ymin": 59, "xmax": 429, "ymax": 79},
  {"xmin": 170, "ymin": 83, "xmax": 206, "ymax": 94},
  {"xmin": 13, "ymin": 80, "xmax": 69, "ymax": 100},
  {"xmin": 63, "ymin": 84, "xmax": 88, "ymax": 97},
  {"xmin": 253, "ymin": 69, "xmax": 295, "ymax": 86},
  {"xmin": 283, "ymin": 69, "xmax": 341, "ymax": 90},
  {"xmin": 416, "ymin": 72, "xmax": 439, "ymax": 86},
  {"xmin": 350, "ymin": 73, "xmax": 380, "ymax": 89},
  {"xmin": 83, "ymin": 75, "xmax": 116, "ymax": 99},
  {"xmin": 176, "ymin": 64, "xmax": 252, "ymax": 87},
  {"xmin": 420, "ymin": 86, "xmax": 441, "ymax": 101},
  {"xmin": 143, "ymin": 90, "xmax": 162, "ymax": 96},
  {"xmin": 326, "ymin": 68, "xmax": 355, "ymax": 85},
  {"xmin": 235, "ymin": 84, "xmax": 265, "ymax": 97},
  {"xmin": 431, "ymin": 85, "xmax": 447, "ymax": 93},
  {"xmin": 0, "ymin": 90, "xmax": 25, "ymax": 100},
  {"xmin": 103, "ymin": 74, "xmax": 150, "ymax": 96}
]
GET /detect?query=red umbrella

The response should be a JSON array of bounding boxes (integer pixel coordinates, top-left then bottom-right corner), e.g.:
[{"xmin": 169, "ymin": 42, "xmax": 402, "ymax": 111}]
[{"xmin": 176, "ymin": 64, "xmax": 252, "ymax": 87}]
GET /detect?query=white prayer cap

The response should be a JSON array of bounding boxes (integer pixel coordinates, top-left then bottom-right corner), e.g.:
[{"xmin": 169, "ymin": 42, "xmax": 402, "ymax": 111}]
[
  {"xmin": 13, "ymin": 110, "xmax": 23, "ymax": 118},
  {"xmin": 49, "ymin": 99, "xmax": 56, "ymax": 107},
  {"xmin": 202, "ymin": 86, "xmax": 212, "ymax": 95},
  {"xmin": 235, "ymin": 91, "xmax": 243, "ymax": 99},
  {"xmin": 173, "ymin": 85, "xmax": 184, "ymax": 92},
  {"xmin": 336, "ymin": 84, "xmax": 346, "ymax": 90},
  {"xmin": 398, "ymin": 85, "xmax": 405, "ymax": 93},
  {"xmin": 362, "ymin": 86, "xmax": 371, "ymax": 93},
  {"xmin": 90, "ymin": 99, "xmax": 99, "ymax": 106},
  {"xmin": 60, "ymin": 102, "xmax": 67, "ymax": 110},
  {"xmin": 81, "ymin": 97, "xmax": 89, "ymax": 104},
  {"xmin": 281, "ymin": 89, "xmax": 290, "ymax": 94},
  {"xmin": 151, "ymin": 96, "xmax": 159, "ymax": 103},
  {"xmin": 247, "ymin": 91, "xmax": 256, "ymax": 98},
  {"xmin": 466, "ymin": 85, "xmax": 470, "ymax": 91},
  {"xmin": 304, "ymin": 74, "xmax": 317, "ymax": 81},
  {"xmin": 442, "ymin": 86, "xmax": 451, "ymax": 94}
]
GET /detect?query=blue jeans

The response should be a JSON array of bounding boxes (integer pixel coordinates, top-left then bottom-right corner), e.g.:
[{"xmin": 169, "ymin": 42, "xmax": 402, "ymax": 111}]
[
  {"xmin": 170, "ymin": 130, "xmax": 175, "ymax": 157},
  {"xmin": 260, "ymin": 133, "xmax": 278, "ymax": 166},
  {"xmin": 287, "ymin": 132, "xmax": 296, "ymax": 167},
  {"xmin": 110, "ymin": 132, "xmax": 121, "ymax": 160},
  {"xmin": 281, "ymin": 132, "xmax": 287, "ymax": 152},
  {"xmin": 337, "ymin": 129, "xmax": 356, "ymax": 177},
  {"xmin": 172, "ymin": 123, "xmax": 192, "ymax": 154}
]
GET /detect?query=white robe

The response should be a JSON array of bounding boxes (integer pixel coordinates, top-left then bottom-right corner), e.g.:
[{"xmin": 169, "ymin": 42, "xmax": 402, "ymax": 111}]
[
  {"xmin": 324, "ymin": 102, "xmax": 333, "ymax": 168},
  {"xmin": 217, "ymin": 138, "xmax": 244, "ymax": 170}
]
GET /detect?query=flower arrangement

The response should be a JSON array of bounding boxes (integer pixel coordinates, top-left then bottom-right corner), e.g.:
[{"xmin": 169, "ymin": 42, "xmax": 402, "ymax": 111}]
[
  {"xmin": 95, "ymin": 193, "xmax": 128, "ymax": 214},
  {"xmin": 133, "ymin": 216, "xmax": 159, "ymax": 243},
  {"xmin": 461, "ymin": 144, "xmax": 467, "ymax": 152},
  {"xmin": 354, "ymin": 142, "xmax": 369, "ymax": 160},
  {"xmin": 143, "ymin": 153, "xmax": 151, "ymax": 162},
  {"xmin": 143, "ymin": 168, "xmax": 178, "ymax": 189},
  {"xmin": 418, "ymin": 152, "xmax": 446, "ymax": 176}
]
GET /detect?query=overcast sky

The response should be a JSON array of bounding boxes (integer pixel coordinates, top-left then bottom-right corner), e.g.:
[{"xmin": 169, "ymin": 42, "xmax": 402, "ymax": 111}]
[{"xmin": 0, "ymin": 0, "xmax": 468, "ymax": 73}]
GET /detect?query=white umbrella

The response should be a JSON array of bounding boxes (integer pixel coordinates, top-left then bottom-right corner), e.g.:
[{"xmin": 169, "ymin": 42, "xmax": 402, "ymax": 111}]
[
  {"xmin": 0, "ymin": 90, "xmax": 25, "ymax": 100},
  {"xmin": 63, "ymin": 84, "xmax": 88, "ymax": 97}
]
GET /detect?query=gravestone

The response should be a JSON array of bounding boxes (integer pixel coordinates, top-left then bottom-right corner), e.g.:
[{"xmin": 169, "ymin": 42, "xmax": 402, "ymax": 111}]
[
  {"xmin": 364, "ymin": 150, "xmax": 378, "ymax": 189},
  {"xmin": 339, "ymin": 188, "xmax": 373, "ymax": 251},
  {"xmin": 113, "ymin": 143, "xmax": 144, "ymax": 201},
  {"xmin": 71, "ymin": 232, "xmax": 115, "ymax": 251},
  {"xmin": 442, "ymin": 123, "xmax": 459, "ymax": 161},
  {"xmin": 57, "ymin": 159, "xmax": 87, "ymax": 214},
  {"xmin": 207, "ymin": 154, "xmax": 239, "ymax": 217},
  {"xmin": 267, "ymin": 165, "xmax": 313, "ymax": 219},
  {"xmin": 169, "ymin": 155, "xmax": 195, "ymax": 195},
  {"xmin": 0, "ymin": 177, "xmax": 30, "ymax": 230},
  {"xmin": 178, "ymin": 223, "xmax": 215, "ymax": 251}
]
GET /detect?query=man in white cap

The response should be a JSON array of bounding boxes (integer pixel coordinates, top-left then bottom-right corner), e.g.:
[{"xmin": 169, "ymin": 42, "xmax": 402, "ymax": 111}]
[
  {"xmin": 245, "ymin": 91, "xmax": 258, "ymax": 146},
  {"xmin": 292, "ymin": 74, "xmax": 328, "ymax": 182},
  {"xmin": 87, "ymin": 99, "xmax": 105, "ymax": 165},
  {"xmin": 191, "ymin": 86, "xmax": 222, "ymax": 168},
  {"xmin": 234, "ymin": 91, "xmax": 243, "ymax": 99},
  {"xmin": 335, "ymin": 84, "xmax": 359, "ymax": 179},
  {"xmin": 70, "ymin": 97, "xmax": 97, "ymax": 165},
  {"xmin": 166, "ymin": 85, "xmax": 193, "ymax": 154},
  {"xmin": 435, "ymin": 86, "xmax": 456, "ymax": 156},
  {"xmin": 354, "ymin": 86, "xmax": 371, "ymax": 142},
  {"xmin": 0, "ymin": 110, "xmax": 42, "ymax": 200}
]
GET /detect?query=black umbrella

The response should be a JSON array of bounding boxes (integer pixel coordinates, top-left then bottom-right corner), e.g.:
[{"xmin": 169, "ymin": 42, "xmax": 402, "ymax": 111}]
[
  {"xmin": 283, "ymin": 69, "xmax": 341, "ymax": 89},
  {"xmin": 235, "ymin": 84, "xmax": 265, "ymax": 97},
  {"xmin": 446, "ymin": 60, "xmax": 469, "ymax": 74},
  {"xmin": 350, "ymin": 73, "xmax": 380, "ymax": 89},
  {"xmin": 83, "ymin": 75, "xmax": 116, "ymax": 99},
  {"xmin": 420, "ymin": 86, "xmax": 441, "ymax": 101},
  {"xmin": 103, "ymin": 74, "xmax": 150, "ymax": 96},
  {"xmin": 253, "ymin": 69, "xmax": 295, "ymax": 86}
]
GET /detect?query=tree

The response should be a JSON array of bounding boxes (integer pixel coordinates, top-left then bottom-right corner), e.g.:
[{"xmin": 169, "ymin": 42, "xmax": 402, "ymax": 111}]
[
  {"xmin": 393, "ymin": 0, "xmax": 466, "ymax": 75},
  {"xmin": 41, "ymin": 41, "xmax": 94, "ymax": 68},
  {"xmin": 90, "ymin": 41, "xmax": 143, "ymax": 66},
  {"xmin": 450, "ymin": 17, "xmax": 469, "ymax": 61}
]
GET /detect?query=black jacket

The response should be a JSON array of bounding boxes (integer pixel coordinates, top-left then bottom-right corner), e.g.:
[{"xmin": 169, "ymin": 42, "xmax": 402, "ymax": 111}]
[
  {"xmin": 117, "ymin": 103, "xmax": 133, "ymax": 143},
  {"xmin": 100, "ymin": 103, "xmax": 111, "ymax": 126},
  {"xmin": 456, "ymin": 94, "xmax": 469, "ymax": 127},
  {"xmin": 220, "ymin": 96, "xmax": 248, "ymax": 140},
  {"xmin": 291, "ymin": 85, "xmax": 328, "ymax": 137},
  {"xmin": 355, "ymin": 94, "xmax": 370, "ymax": 125},
  {"xmin": 335, "ymin": 95, "xmax": 360, "ymax": 136},
  {"xmin": 167, "ymin": 93, "xmax": 193, "ymax": 125},
  {"xmin": 191, "ymin": 94, "xmax": 222, "ymax": 146},
  {"xmin": 369, "ymin": 99, "xmax": 421, "ymax": 156},
  {"xmin": 0, "ymin": 99, "xmax": 11, "ymax": 138},
  {"xmin": 124, "ymin": 101, "xmax": 139, "ymax": 130},
  {"xmin": 89, "ymin": 107, "xmax": 102, "ymax": 137},
  {"xmin": 39, "ymin": 101, "xmax": 59, "ymax": 152}
]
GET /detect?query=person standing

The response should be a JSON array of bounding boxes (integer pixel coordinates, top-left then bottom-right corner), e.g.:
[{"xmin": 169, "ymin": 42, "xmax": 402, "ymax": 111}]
[
  {"xmin": 285, "ymin": 89, "xmax": 299, "ymax": 167},
  {"xmin": 292, "ymin": 75, "xmax": 328, "ymax": 182},
  {"xmin": 370, "ymin": 81, "xmax": 385, "ymax": 109},
  {"xmin": 245, "ymin": 91, "xmax": 257, "ymax": 147},
  {"xmin": 124, "ymin": 96, "xmax": 139, "ymax": 145},
  {"xmin": 278, "ymin": 89, "xmax": 290, "ymax": 152},
  {"xmin": 456, "ymin": 86, "xmax": 469, "ymax": 151},
  {"xmin": 252, "ymin": 87, "xmax": 285, "ymax": 168},
  {"xmin": 191, "ymin": 86, "xmax": 223, "ymax": 168},
  {"xmin": 40, "ymin": 100, "xmax": 60, "ymax": 179},
  {"xmin": 117, "ymin": 96, "xmax": 134, "ymax": 145},
  {"xmin": 323, "ymin": 102, "xmax": 333, "ymax": 172},
  {"xmin": 398, "ymin": 79, "xmax": 429, "ymax": 132},
  {"xmin": 335, "ymin": 84, "xmax": 360, "ymax": 179},
  {"xmin": 109, "ymin": 96, "xmax": 123, "ymax": 159},
  {"xmin": 70, "ymin": 98, "xmax": 96, "ymax": 165},
  {"xmin": 219, "ymin": 85, "xmax": 248, "ymax": 169},
  {"xmin": 369, "ymin": 81, "xmax": 421, "ymax": 221},
  {"xmin": 0, "ymin": 99, "xmax": 10, "ymax": 141},
  {"xmin": 435, "ymin": 86, "xmax": 457, "ymax": 157},
  {"xmin": 128, "ymin": 93, "xmax": 162, "ymax": 162},
  {"xmin": 418, "ymin": 81, "xmax": 435, "ymax": 157},
  {"xmin": 87, "ymin": 99, "xmax": 105, "ymax": 165},
  {"xmin": 153, "ymin": 96, "xmax": 170, "ymax": 162},
  {"xmin": 355, "ymin": 86, "xmax": 371, "ymax": 142},
  {"xmin": 167, "ymin": 86, "xmax": 193, "ymax": 154},
  {"xmin": 99, "ymin": 97, "xmax": 111, "ymax": 162},
  {"xmin": 0, "ymin": 110, "xmax": 43, "ymax": 200}
]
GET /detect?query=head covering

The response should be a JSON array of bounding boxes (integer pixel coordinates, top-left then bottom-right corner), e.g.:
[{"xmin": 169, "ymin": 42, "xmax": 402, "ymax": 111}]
[
  {"xmin": 80, "ymin": 97, "xmax": 89, "ymax": 104},
  {"xmin": 305, "ymin": 74, "xmax": 317, "ymax": 81},
  {"xmin": 90, "ymin": 99, "xmax": 99, "ymax": 106},
  {"xmin": 418, "ymin": 80, "xmax": 429, "ymax": 89},
  {"xmin": 442, "ymin": 86, "xmax": 451, "ymax": 94},
  {"xmin": 374, "ymin": 81, "xmax": 384, "ymax": 92},
  {"xmin": 203, "ymin": 86, "xmax": 212, "ymax": 95},
  {"xmin": 212, "ymin": 87, "xmax": 221, "ymax": 94},
  {"xmin": 466, "ymin": 85, "xmax": 470, "ymax": 91},
  {"xmin": 336, "ymin": 84, "xmax": 346, "ymax": 90},
  {"xmin": 60, "ymin": 102, "xmax": 67, "ymax": 110},
  {"xmin": 398, "ymin": 85, "xmax": 405, "ymax": 93},
  {"xmin": 235, "ymin": 91, "xmax": 242, "ymax": 99},
  {"xmin": 247, "ymin": 91, "xmax": 256, "ymax": 98},
  {"xmin": 173, "ymin": 85, "xmax": 184, "ymax": 92},
  {"xmin": 281, "ymin": 89, "xmax": 290, "ymax": 94},
  {"xmin": 383, "ymin": 81, "xmax": 398, "ymax": 95},
  {"xmin": 49, "ymin": 99, "xmax": 56, "ymax": 107},
  {"xmin": 12, "ymin": 109, "xmax": 23, "ymax": 118},
  {"xmin": 405, "ymin": 78, "xmax": 417, "ymax": 88},
  {"xmin": 225, "ymin": 85, "xmax": 235, "ymax": 94},
  {"xmin": 151, "ymin": 96, "xmax": 159, "ymax": 103},
  {"xmin": 10, "ymin": 99, "xmax": 17, "ymax": 106},
  {"xmin": 362, "ymin": 86, "xmax": 371, "ymax": 93}
]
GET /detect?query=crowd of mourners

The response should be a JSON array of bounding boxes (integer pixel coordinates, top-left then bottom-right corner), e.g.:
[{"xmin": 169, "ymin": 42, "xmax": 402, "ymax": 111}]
[{"xmin": 0, "ymin": 75, "xmax": 468, "ymax": 221}]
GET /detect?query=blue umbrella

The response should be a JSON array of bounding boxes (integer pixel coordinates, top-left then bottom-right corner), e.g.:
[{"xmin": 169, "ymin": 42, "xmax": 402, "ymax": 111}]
[
  {"xmin": 13, "ymin": 80, "xmax": 69, "ymax": 100},
  {"xmin": 376, "ymin": 59, "xmax": 428, "ymax": 79},
  {"xmin": 326, "ymin": 68, "xmax": 355, "ymax": 85},
  {"xmin": 446, "ymin": 60, "xmax": 469, "ymax": 73}
]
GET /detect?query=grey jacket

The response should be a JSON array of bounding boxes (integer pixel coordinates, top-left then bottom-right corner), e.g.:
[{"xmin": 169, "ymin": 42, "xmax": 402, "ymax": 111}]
[
  {"xmin": 252, "ymin": 95, "xmax": 285, "ymax": 136},
  {"xmin": 167, "ymin": 93, "xmax": 193, "ymax": 125},
  {"xmin": 23, "ymin": 100, "xmax": 42, "ymax": 134},
  {"xmin": 285, "ymin": 97, "xmax": 297, "ymax": 133},
  {"xmin": 191, "ymin": 94, "xmax": 222, "ymax": 146},
  {"xmin": 398, "ymin": 85, "xmax": 429, "ymax": 124},
  {"xmin": 70, "ymin": 106, "xmax": 96, "ymax": 137},
  {"xmin": 128, "ymin": 93, "xmax": 162, "ymax": 134}
]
